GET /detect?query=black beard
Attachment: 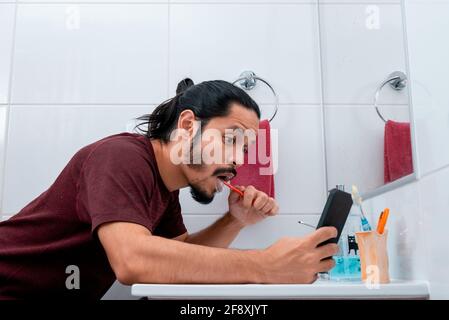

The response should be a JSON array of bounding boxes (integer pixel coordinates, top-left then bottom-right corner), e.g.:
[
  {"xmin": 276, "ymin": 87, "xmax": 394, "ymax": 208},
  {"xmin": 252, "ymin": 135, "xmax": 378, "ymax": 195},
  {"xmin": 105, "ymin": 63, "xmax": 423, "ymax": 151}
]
[
  {"xmin": 189, "ymin": 184, "xmax": 214, "ymax": 205},
  {"xmin": 188, "ymin": 167, "xmax": 237, "ymax": 205}
]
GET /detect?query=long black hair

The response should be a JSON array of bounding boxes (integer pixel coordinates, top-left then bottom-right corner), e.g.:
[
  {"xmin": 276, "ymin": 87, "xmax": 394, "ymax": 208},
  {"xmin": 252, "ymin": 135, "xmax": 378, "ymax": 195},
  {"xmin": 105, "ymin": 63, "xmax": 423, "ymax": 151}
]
[{"xmin": 136, "ymin": 79, "xmax": 261, "ymax": 142}]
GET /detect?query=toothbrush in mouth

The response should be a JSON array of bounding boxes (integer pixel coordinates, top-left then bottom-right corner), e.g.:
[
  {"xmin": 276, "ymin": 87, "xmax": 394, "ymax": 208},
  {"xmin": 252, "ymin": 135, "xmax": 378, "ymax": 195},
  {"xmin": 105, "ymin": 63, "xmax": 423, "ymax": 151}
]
[{"xmin": 222, "ymin": 180, "xmax": 244, "ymax": 197}]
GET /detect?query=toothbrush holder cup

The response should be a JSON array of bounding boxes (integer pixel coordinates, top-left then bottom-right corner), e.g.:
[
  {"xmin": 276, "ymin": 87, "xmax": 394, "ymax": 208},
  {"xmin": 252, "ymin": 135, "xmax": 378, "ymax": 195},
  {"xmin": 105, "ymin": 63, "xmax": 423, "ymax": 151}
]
[{"xmin": 355, "ymin": 230, "xmax": 390, "ymax": 284}]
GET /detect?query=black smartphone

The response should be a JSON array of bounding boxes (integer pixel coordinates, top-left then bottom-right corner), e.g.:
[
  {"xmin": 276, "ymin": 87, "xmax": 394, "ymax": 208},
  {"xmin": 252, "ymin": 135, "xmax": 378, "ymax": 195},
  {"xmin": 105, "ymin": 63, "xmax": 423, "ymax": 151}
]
[{"xmin": 316, "ymin": 188, "xmax": 353, "ymax": 246}]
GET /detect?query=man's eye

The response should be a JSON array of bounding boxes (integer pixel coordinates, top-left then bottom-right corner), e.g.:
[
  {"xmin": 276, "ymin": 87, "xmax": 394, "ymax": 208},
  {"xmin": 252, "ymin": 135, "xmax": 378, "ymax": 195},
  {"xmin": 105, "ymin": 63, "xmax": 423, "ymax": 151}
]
[{"xmin": 224, "ymin": 136, "xmax": 235, "ymax": 144}]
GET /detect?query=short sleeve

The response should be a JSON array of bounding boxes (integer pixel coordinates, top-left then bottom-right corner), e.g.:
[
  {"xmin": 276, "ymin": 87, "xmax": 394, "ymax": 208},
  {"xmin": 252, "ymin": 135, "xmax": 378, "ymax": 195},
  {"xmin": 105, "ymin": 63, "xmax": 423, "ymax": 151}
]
[
  {"xmin": 154, "ymin": 191, "xmax": 187, "ymax": 238},
  {"xmin": 76, "ymin": 138, "xmax": 155, "ymax": 234}
]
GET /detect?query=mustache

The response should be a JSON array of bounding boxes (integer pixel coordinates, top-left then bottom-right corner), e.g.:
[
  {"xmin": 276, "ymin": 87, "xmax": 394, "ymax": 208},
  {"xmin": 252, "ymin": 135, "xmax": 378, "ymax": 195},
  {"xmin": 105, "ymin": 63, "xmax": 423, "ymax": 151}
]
[{"xmin": 212, "ymin": 167, "xmax": 237, "ymax": 178}]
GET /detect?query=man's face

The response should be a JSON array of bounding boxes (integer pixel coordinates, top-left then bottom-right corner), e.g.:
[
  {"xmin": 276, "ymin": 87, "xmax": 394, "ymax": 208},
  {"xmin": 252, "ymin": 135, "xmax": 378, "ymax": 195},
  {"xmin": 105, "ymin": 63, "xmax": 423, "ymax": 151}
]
[{"xmin": 181, "ymin": 103, "xmax": 259, "ymax": 204}]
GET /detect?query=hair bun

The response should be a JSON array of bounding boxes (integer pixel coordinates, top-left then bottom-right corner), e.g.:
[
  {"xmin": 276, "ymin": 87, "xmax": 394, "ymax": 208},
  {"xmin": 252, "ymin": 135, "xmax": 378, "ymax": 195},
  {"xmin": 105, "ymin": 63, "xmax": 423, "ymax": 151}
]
[{"xmin": 176, "ymin": 78, "xmax": 194, "ymax": 95}]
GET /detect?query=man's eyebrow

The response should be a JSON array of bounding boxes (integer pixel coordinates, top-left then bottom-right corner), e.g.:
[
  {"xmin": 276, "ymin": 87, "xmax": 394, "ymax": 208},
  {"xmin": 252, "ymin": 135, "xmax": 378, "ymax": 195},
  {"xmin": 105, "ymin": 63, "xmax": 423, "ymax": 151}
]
[
  {"xmin": 224, "ymin": 126, "xmax": 245, "ymax": 132},
  {"xmin": 223, "ymin": 126, "xmax": 257, "ymax": 143}
]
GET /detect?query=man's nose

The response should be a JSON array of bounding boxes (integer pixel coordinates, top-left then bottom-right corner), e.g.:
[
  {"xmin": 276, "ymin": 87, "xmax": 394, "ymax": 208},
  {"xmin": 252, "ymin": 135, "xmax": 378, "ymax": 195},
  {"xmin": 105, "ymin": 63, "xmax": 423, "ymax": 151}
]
[
  {"xmin": 224, "ymin": 145, "xmax": 244, "ymax": 167},
  {"xmin": 233, "ymin": 161, "xmax": 243, "ymax": 169}
]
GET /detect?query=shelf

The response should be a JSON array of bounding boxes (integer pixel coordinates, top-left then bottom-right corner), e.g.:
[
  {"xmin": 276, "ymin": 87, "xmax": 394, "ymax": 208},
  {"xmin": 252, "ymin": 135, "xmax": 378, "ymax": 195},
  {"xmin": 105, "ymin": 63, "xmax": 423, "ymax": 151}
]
[{"xmin": 131, "ymin": 280, "xmax": 429, "ymax": 300}]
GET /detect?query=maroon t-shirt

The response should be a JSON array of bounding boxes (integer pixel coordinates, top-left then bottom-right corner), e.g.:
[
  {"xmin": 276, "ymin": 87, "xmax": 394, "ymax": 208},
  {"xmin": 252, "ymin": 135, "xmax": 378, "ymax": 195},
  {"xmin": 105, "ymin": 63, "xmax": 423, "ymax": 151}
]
[{"xmin": 0, "ymin": 133, "xmax": 186, "ymax": 300}]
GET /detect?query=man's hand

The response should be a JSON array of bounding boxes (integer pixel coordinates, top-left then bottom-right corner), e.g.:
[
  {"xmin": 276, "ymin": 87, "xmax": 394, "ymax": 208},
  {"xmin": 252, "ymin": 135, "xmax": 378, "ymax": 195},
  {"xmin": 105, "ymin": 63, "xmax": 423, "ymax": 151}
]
[
  {"xmin": 259, "ymin": 227, "xmax": 339, "ymax": 284},
  {"xmin": 228, "ymin": 185, "xmax": 279, "ymax": 227}
]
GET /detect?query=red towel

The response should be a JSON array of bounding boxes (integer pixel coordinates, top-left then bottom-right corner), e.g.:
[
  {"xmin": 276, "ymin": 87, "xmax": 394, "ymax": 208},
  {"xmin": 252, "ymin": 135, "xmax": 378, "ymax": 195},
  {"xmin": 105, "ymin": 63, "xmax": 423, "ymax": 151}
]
[
  {"xmin": 232, "ymin": 119, "xmax": 275, "ymax": 198},
  {"xmin": 384, "ymin": 120, "xmax": 413, "ymax": 183}
]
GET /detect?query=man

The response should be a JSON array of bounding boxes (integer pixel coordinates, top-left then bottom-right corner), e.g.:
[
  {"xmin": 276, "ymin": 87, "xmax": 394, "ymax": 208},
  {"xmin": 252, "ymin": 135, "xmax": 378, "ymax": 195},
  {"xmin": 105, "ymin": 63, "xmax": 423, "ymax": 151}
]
[{"xmin": 0, "ymin": 79, "xmax": 338, "ymax": 300}]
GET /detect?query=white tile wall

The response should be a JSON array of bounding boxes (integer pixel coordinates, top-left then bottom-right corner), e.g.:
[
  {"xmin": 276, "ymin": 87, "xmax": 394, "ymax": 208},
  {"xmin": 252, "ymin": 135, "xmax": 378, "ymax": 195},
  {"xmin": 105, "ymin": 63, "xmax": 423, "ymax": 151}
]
[
  {"xmin": 361, "ymin": 0, "xmax": 449, "ymax": 299},
  {"xmin": 272, "ymin": 106, "xmax": 326, "ymax": 213},
  {"xmin": 319, "ymin": 3, "xmax": 408, "ymax": 105},
  {"xmin": 364, "ymin": 163, "xmax": 449, "ymax": 300},
  {"xmin": 0, "ymin": 106, "xmax": 6, "ymax": 145},
  {"xmin": 404, "ymin": 0, "xmax": 449, "ymax": 299},
  {"xmin": 319, "ymin": 2, "xmax": 412, "ymax": 195},
  {"xmin": 364, "ymin": 181, "xmax": 426, "ymax": 281},
  {"xmin": 419, "ymin": 165, "xmax": 449, "ymax": 299},
  {"xmin": 0, "ymin": 106, "xmax": 7, "ymax": 148},
  {"xmin": 169, "ymin": 3, "xmax": 321, "ymax": 104},
  {"xmin": 405, "ymin": 0, "xmax": 449, "ymax": 176},
  {"xmin": 325, "ymin": 105, "xmax": 410, "ymax": 192},
  {"xmin": 183, "ymin": 214, "xmax": 320, "ymax": 249},
  {"xmin": 11, "ymin": 4, "xmax": 169, "ymax": 104},
  {"xmin": 1, "ymin": 105, "xmax": 155, "ymax": 214},
  {"xmin": 0, "ymin": 4, "xmax": 15, "ymax": 104},
  {"xmin": 2, "ymin": 2, "xmax": 411, "ymax": 219}
]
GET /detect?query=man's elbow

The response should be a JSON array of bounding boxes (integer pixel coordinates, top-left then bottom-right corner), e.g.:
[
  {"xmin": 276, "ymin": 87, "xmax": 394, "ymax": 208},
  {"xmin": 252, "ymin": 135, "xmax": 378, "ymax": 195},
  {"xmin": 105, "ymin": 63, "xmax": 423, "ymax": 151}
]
[
  {"xmin": 112, "ymin": 252, "xmax": 168, "ymax": 285},
  {"xmin": 114, "ymin": 259, "xmax": 138, "ymax": 285}
]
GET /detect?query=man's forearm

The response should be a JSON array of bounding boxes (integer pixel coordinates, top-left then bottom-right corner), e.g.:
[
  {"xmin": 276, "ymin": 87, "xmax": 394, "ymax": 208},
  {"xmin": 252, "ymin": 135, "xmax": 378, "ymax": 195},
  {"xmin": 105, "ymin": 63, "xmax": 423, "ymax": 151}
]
[
  {"xmin": 126, "ymin": 233, "xmax": 265, "ymax": 284},
  {"xmin": 184, "ymin": 212, "xmax": 244, "ymax": 248}
]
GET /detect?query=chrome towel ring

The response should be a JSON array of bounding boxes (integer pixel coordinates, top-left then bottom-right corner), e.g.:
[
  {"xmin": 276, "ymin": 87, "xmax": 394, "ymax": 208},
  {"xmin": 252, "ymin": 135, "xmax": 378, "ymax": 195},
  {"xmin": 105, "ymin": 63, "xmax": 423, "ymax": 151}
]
[
  {"xmin": 374, "ymin": 71, "xmax": 408, "ymax": 123},
  {"xmin": 233, "ymin": 71, "xmax": 279, "ymax": 122}
]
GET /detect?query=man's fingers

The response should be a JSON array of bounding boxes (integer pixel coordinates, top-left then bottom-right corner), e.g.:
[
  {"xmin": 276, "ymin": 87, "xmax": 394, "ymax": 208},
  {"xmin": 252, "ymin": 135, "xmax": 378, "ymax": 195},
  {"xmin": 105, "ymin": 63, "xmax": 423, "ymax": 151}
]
[
  {"xmin": 242, "ymin": 185, "xmax": 256, "ymax": 208},
  {"xmin": 263, "ymin": 201, "xmax": 279, "ymax": 216},
  {"xmin": 228, "ymin": 188, "xmax": 241, "ymax": 203},
  {"xmin": 317, "ymin": 258, "xmax": 336, "ymax": 273},
  {"xmin": 307, "ymin": 273, "xmax": 319, "ymax": 284},
  {"xmin": 235, "ymin": 185, "xmax": 278, "ymax": 219},
  {"xmin": 316, "ymin": 243, "xmax": 339, "ymax": 260},
  {"xmin": 260, "ymin": 198, "xmax": 274, "ymax": 214},
  {"xmin": 271, "ymin": 203, "xmax": 280, "ymax": 216},
  {"xmin": 234, "ymin": 185, "xmax": 245, "ymax": 192},
  {"xmin": 253, "ymin": 193, "xmax": 269, "ymax": 211},
  {"xmin": 308, "ymin": 227, "xmax": 338, "ymax": 247}
]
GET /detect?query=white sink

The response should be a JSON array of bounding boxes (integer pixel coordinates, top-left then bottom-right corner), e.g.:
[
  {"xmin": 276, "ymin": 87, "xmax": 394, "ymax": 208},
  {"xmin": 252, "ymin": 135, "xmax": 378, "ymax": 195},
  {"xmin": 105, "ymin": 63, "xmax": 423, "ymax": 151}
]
[{"xmin": 131, "ymin": 280, "xmax": 429, "ymax": 300}]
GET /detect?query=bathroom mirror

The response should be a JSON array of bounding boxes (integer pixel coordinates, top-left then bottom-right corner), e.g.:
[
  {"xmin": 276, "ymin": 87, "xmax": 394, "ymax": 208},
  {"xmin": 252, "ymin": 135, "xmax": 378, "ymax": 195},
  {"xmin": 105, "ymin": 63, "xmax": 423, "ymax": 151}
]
[{"xmin": 318, "ymin": 1, "xmax": 416, "ymax": 199}]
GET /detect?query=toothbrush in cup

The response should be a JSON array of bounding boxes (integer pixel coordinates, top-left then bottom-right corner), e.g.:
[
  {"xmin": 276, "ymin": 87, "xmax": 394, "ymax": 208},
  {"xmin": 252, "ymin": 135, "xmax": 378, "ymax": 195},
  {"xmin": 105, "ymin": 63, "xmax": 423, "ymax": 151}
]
[{"xmin": 351, "ymin": 185, "xmax": 372, "ymax": 231}]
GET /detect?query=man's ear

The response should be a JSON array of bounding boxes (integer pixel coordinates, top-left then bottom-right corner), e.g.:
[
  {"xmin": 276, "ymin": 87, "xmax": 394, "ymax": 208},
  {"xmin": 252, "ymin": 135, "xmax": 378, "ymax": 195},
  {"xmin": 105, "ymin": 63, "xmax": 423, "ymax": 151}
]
[{"xmin": 177, "ymin": 109, "xmax": 197, "ymax": 137}]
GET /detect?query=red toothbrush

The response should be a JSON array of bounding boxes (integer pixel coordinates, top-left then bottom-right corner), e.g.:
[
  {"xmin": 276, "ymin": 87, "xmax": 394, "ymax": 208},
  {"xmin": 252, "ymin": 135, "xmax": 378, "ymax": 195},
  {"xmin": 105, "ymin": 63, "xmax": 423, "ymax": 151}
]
[{"xmin": 222, "ymin": 181, "xmax": 244, "ymax": 197}]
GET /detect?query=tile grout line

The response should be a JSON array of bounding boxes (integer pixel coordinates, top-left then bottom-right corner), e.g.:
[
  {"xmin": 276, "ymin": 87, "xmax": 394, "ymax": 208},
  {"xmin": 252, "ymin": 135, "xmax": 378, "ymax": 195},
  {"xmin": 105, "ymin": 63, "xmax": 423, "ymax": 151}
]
[
  {"xmin": 415, "ymin": 172, "xmax": 430, "ymax": 282},
  {"xmin": 420, "ymin": 163, "xmax": 449, "ymax": 181},
  {"xmin": 315, "ymin": 0, "xmax": 330, "ymax": 199},
  {"xmin": 400, "ymin": 0, "xmax": 420, "ymax": 180},
  {"xmin": 0, "ymin": 1, "xmax": 18, "ymax": 216}
]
